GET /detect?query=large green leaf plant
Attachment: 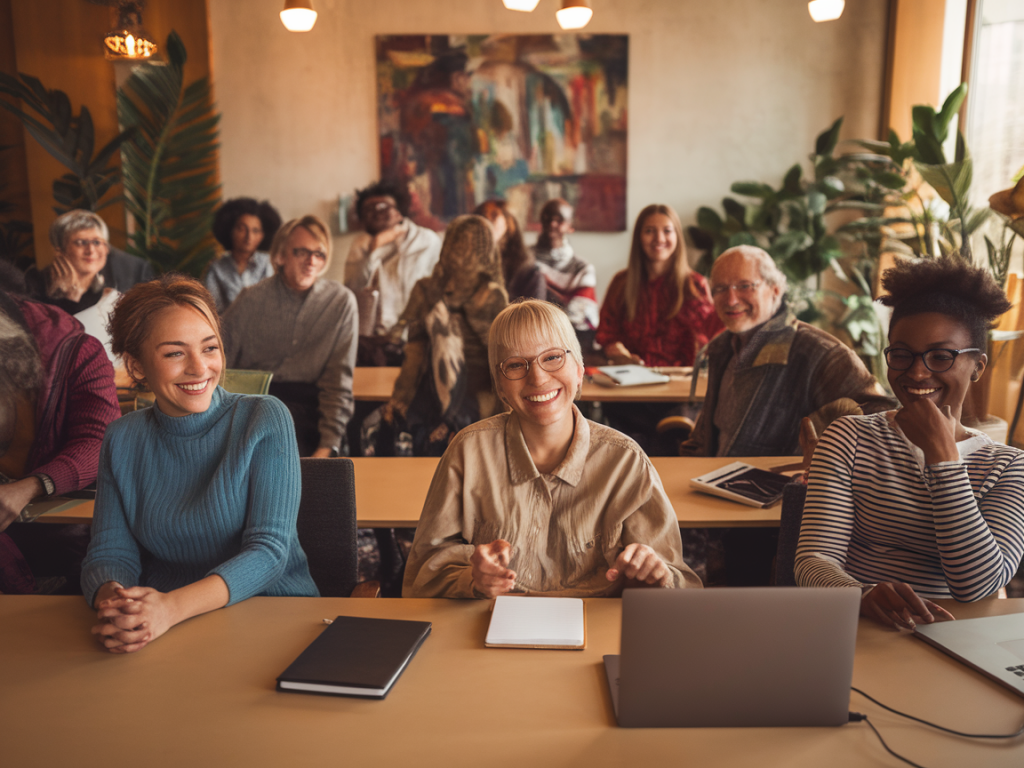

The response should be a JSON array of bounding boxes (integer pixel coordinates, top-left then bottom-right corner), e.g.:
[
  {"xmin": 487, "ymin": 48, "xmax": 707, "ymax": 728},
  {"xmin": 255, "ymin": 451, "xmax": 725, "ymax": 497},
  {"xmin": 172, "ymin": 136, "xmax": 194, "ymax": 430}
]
[
  {"xmin": 0, "ymin": 72, "xmax": 134, "ymax": 213},
  {"xmin": 117, "ymin": 30, "xmax": 220, "ymax": 276}
]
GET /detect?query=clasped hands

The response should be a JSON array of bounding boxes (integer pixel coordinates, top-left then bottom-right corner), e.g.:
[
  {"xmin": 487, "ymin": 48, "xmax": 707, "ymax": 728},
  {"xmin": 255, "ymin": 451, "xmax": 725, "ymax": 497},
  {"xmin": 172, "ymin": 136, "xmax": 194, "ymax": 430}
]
[
  {"xmin": 470, "ymin": 539, "xmax": 671, "ymax": 598},
  {"xmin": 92, "ymin": 583, "xmax": 176, "ymax": 654}
]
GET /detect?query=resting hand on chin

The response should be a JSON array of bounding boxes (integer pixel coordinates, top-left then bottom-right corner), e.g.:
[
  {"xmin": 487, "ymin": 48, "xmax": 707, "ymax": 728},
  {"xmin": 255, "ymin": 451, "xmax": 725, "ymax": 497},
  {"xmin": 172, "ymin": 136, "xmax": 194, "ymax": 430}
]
[{"xmin": 894, "ymin": 399, "xmax": 959, "ymax": 464}]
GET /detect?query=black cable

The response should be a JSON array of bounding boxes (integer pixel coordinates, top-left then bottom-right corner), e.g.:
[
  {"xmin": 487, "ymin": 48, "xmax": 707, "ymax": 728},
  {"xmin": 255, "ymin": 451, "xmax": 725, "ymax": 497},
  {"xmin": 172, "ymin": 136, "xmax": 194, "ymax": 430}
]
[
  {"xmin": 852, "ymin": 686, "xmax": 1024, "ymax": 739},
  {"xmin": 849, "ymin": 713, "xmax": 928, "ymax": 768}
]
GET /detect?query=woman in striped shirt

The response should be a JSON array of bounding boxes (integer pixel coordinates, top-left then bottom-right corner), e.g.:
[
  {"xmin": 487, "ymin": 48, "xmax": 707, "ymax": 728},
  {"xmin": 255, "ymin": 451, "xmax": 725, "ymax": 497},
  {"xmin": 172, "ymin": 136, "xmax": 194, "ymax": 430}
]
[{"xmin": 795, "ymin": 258, "xmax": 1023, "ymax": 629}]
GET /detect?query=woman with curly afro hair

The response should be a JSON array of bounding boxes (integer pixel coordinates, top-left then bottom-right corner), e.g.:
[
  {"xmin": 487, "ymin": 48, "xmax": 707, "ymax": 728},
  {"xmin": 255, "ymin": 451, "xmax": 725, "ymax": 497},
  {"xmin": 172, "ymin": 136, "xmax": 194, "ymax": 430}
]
[
  {"xmin": 204, "ymin": 198, "xmax": 282, "ymax": 312},
  {"xmin": 795, "ymin": 257, "xmax": 1023, "ymax": 629}
]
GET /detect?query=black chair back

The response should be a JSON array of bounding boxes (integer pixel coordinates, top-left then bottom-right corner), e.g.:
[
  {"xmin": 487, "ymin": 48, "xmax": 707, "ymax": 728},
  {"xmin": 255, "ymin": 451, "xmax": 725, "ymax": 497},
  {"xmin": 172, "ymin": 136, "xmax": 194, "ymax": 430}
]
[
  {"xmin": 774, "ymin": 481, "xmax": 808, "ymax": 587},
  {"xmin": 296, "ymin": 458, "xmax": 358, "ymax": 597}
]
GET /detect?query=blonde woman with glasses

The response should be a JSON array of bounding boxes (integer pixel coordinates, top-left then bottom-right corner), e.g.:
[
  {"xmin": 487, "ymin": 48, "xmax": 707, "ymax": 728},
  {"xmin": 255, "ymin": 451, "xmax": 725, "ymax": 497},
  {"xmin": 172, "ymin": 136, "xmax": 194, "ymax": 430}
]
[{"xmin": 402, "ymin": 299, "xmax": 702, "ymax": 598}]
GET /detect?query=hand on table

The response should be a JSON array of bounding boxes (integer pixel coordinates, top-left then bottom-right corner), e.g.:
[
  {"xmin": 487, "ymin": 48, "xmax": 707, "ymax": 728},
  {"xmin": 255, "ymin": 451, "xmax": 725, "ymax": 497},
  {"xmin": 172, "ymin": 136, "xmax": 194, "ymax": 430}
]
[
  {"xmin": 860, "ymin": 581, "xmax": 955, "ymax": 630},
  {"xmin": 92, "ymin": 586, "xmax": 177, "ymax": 653},
  {"xmin": 471, "ymin": 539, "xmax": 516, "ymax": 598},
  {"xmin": 604, "ymin": 343, "xmax": 642, "ymax": 367},
  {"xmin": 606, "ymin": 543, "xmax": 672, "ymax": 588},
  {"xmin": 0, "ymin": 477, "xmax": 45, "ymax": 533},
  {"xmin": 894, "ymin": 400, "xmax": 959, "ymax": 465}
]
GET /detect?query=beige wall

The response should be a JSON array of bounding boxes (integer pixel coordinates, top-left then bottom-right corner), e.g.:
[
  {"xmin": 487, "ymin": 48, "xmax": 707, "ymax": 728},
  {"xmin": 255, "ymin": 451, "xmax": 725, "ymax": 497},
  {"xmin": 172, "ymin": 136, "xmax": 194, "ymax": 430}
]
[{"xmin": 209, "ymin": 0, "xmax": 890, "ymax": 297}]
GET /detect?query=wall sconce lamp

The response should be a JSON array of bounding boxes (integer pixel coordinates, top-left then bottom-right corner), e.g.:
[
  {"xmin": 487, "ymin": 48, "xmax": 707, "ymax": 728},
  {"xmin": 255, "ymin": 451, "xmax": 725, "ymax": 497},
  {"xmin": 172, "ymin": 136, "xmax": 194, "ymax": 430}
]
[
  {"xmin": 281, "ymin": 0, "xmax": 318, "ymax": 32},
  {"xmin": 502, "ymin": 0, "xmax": 541, "ymax": 10},
  {"xmin": 556, "ymin": 0, "xmax": 593, "ymax": 30},
  {"xmin": 808, "ymin": 0, "xmax": 845, "ymax": 22},
  {"xmin": 103, "ymin": 1, "xmax": 157, "ymax": 61}
]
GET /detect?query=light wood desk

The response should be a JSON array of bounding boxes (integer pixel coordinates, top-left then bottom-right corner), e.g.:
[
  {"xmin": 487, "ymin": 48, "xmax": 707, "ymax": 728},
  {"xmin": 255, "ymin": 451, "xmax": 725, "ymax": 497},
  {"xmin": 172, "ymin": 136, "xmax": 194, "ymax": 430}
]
[
  {"xmin": 32, "ymin": 457, "xmax": 797, "ymax": 528},
  {"xmin": 353, "ymin": 366, "xmax": 708, "ymax": 402},
  {"xmin": 3, "ymin": 595, "xmax": 1022, "ymax": 768}
]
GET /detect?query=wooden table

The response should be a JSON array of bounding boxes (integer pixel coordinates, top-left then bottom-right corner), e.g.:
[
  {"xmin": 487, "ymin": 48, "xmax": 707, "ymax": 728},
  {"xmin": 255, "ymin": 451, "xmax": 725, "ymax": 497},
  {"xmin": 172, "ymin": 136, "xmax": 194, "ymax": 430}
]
[
  {"xmin": 31, "ymin": 456, "xmax": 797, "ymax": 528},
  {"xmin": 3, "ymin": 595, "xmax": 1022, "ymax": 768},
  {"xmin": 354, "ymin": 366, "xmax": 708, "ymax": 402}
]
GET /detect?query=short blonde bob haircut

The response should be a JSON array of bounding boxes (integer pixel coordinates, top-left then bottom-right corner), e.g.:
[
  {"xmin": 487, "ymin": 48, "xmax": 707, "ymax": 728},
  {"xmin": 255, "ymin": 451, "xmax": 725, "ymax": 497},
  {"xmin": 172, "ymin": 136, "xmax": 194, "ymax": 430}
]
[
  {"xmin": 108, "ymin": 274, "xmax": 223, "ymax": 388},
  {"xmin": 269, "ymin": 214, "xmax": 333, "ymax": 278},
  {"xmin": 488, "ymin": 299, "xmax": 584, "ymax": 400}
]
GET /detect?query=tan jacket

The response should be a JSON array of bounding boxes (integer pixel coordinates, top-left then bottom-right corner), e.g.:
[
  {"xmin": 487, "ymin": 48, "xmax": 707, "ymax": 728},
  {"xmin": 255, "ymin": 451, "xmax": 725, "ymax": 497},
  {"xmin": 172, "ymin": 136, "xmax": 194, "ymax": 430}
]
[{"xmin": 403, "ymin": 408, "xmax": 702, "ymax": 597}]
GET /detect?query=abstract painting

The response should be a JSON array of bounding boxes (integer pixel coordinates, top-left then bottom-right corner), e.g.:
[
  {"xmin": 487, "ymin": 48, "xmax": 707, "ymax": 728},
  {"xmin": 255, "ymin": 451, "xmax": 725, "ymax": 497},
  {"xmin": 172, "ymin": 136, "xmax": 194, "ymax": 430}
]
[{"xmin": 375, "ymin": 34, "xmax": 628, "ymax": 232}]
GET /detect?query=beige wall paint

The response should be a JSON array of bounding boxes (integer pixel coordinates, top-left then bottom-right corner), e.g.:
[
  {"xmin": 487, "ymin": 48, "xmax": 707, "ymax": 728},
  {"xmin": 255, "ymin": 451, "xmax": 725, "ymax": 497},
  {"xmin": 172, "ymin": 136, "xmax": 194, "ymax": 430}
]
[{"xmin": 209, "ymin": 0, "xmax": 889, "ymax": 297}]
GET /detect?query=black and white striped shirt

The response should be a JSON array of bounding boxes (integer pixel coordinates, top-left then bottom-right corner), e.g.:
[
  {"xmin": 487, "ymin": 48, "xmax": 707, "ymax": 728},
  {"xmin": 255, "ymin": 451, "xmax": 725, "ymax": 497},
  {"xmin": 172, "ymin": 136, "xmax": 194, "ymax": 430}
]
[{"xmin": 795, "ymin": 412, "xmax": 1024, "ymax": 601}]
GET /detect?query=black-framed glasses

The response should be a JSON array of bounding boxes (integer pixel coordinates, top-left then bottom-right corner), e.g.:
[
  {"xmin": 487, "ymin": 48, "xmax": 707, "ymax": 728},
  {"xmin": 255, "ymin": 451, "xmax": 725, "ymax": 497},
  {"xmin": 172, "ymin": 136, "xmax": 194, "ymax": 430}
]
[
  {"xmin": 883, "ymin": 347, "xmax": 982, "ymax": 372},
  {"xmin": 291, "ymin": 247, "xmax": 327, "ymax": 262},
  {"xmin": 499, "ymin": 348, "xmax": 571, "ymax": 380},
  {"xmin": 710, "ymin": 280, "xmax": 762, "ymax": 297},
  {"xmin": 70, "ymin": 238, "xmax": 107, "ymax": 250}
]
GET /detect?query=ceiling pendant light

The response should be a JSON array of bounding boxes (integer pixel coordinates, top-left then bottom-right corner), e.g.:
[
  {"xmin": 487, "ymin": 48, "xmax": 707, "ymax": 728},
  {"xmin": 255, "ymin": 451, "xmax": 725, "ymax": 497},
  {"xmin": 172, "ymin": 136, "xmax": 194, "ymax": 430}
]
[
  {"xmin": 556, "ymin": 0, "xmax": 593, "ymax": 30},
  {"xmin": 502, "ymin": 0, "xmax": 541, "ymax": 10},
  {"xmin": 281, "ymin": 0, "xmax": 318, "ymax": 32},
  {"xmin": 808, "ymin": 0, "xmax": 845, "ymax": 22},
  {"xmin": 103, "ymin": 1, "xmax": 157, "ymax": 61}
]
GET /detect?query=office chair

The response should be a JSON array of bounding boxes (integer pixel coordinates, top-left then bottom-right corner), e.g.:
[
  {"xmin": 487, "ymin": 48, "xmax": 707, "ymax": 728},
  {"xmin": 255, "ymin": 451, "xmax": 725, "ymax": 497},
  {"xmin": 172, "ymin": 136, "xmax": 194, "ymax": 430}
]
[
  {"xmin": 773, "ymin": 480, "xmax": 808, "ymax": 587},
  {"xmin": 297, "ymin": 457, "xmax": 379, "ymax": 597}
]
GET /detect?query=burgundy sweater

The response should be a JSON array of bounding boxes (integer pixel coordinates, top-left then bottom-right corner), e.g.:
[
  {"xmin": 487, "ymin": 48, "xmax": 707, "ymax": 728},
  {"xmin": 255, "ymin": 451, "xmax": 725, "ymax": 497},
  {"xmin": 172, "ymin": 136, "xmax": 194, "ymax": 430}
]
[{"xmin": 17, "ymin": 299, "xmax": 120, "ymax": 494}]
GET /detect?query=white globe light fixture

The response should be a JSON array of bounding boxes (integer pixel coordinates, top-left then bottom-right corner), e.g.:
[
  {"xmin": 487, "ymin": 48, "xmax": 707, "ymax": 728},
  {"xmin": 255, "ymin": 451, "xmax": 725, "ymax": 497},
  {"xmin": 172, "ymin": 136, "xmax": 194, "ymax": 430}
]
[
  {"xmin": 281, "ymin": 0, "xmax": 318, "ymax": 32},
  {"xmin": 502, "ymin": 0, "xmax": 541, "ymax": 10},
  {"xmin": 556, "ymin": 0, "xmax": 593, "ymax": 30},
  {"xmin": 808, "ymin": 0, "xmax": 845, "ymax": 22}
]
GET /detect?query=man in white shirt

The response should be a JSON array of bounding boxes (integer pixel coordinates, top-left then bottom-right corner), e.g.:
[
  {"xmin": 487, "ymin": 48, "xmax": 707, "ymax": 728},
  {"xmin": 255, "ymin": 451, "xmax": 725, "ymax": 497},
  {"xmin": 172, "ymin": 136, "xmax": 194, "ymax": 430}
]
[{"xmin": 343, "ymin": 181, "xmax": 441, "ymax": 364}]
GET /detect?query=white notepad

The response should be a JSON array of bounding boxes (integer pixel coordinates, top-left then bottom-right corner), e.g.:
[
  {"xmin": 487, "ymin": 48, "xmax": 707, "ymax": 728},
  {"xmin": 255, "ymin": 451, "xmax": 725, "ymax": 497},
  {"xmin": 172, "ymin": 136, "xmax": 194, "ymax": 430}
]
[{"xmin": 485, "ymin": 596, "xmax": 586, "ymax": 649}]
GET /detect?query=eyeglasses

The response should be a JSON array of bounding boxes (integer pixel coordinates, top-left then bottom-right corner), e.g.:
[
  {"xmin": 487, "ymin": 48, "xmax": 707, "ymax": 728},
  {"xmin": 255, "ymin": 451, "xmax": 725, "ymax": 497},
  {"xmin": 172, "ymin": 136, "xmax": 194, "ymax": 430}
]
[
  {"xmin": 883, "ymin": 347, "xmax": 982, "ymax": 372},
  {"xmin": 362, "ymin": 200, "xmax": 396, "ymax": 216},
  {"xmin": 291, "ymin": 247, "xmax": 327, "ymax": 262},
  {"xmin": 710, "ymin": 280, "xmax": 762, "ymax": 297},
  {"xmin": 499, "ymin": 348, "xmax": 571, "ymax": 380},
  {"xmin": 70, "ymin": 238, "xmax": 107, "ymax": 250}
]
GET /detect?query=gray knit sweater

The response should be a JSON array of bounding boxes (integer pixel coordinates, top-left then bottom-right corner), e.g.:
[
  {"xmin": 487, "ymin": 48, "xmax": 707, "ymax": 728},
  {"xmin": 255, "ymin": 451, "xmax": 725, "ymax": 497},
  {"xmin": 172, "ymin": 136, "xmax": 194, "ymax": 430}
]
[{"xmin": 222, "ymin": 273, "xmax": 357, "ymax": 452}]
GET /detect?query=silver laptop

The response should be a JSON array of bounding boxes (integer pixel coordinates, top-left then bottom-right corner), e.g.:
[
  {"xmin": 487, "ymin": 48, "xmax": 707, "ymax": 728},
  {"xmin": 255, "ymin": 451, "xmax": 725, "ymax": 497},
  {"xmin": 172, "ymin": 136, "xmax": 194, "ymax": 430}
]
[
  {"xmin": 914, "ymin": 612, "xmax": 1024, "ymax": 698},
  {"xmin": 604, "ymin": 587, "xmax": 860, "ymax": 727}
]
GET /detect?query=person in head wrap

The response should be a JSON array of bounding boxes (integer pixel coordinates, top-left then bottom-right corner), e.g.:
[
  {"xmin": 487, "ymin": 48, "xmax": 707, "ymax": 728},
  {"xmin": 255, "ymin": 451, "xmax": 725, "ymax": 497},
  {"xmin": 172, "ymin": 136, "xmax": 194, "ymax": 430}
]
[{"xmin": 379, "ymin": 214, "xmax": 508, "ymax": 456}]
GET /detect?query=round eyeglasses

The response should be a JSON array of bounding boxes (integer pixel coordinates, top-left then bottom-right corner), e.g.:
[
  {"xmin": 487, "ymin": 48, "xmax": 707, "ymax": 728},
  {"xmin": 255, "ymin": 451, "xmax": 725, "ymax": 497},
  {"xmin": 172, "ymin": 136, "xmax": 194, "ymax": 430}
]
[
  {"xmin": 499, "ymin": 348, "xmax": 571, "ymax": 380},
  {"xmin": 883, "ymin": 347, "xmax": 982, "ymax": 372}
]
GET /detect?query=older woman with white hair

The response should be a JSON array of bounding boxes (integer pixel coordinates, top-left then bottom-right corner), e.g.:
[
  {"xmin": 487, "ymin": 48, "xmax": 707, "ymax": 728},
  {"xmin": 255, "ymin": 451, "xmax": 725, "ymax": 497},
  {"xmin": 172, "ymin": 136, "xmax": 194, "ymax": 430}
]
[
  {"xmin": 23, "ymin": 210, "xmax": 153, "ymax": 315},
  {"xmin": 402, "ymin": 299, "xmax": 702, "ymax": 598},
  {"xmin": 221, "ymin": 214, "xmax": 357, "ymax": 458}
]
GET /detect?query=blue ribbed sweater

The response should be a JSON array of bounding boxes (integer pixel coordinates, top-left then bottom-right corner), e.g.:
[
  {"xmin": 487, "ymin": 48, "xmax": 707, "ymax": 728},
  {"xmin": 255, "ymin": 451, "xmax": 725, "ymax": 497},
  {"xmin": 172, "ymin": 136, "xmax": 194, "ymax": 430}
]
[{"xmin": 81, "ymin": 387, "xmax": 319, "ymax": 606}]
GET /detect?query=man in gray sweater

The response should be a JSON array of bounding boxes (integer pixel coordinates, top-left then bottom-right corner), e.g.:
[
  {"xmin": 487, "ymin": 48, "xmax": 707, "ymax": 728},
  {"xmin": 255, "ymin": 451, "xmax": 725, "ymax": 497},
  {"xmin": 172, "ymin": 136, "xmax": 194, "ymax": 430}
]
[{"xmin": 222, "ymin": 215, "xmax": 357, "ymax": 457}]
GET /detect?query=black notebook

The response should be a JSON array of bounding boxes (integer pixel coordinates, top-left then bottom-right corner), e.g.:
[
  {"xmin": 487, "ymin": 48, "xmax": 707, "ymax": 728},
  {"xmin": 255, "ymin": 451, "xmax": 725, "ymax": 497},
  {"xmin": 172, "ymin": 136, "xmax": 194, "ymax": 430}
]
[{"xmin": 276, "ymin": 615, "xmax": 432, "ymax": 699}]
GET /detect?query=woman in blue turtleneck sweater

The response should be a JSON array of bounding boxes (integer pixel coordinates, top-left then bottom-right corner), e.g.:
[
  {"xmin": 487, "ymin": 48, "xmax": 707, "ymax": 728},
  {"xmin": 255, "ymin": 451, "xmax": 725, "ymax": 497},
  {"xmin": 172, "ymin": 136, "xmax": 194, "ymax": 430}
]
[{"xmin": 82, "ymin": 275, "xmax": 317, "ymax": 654}]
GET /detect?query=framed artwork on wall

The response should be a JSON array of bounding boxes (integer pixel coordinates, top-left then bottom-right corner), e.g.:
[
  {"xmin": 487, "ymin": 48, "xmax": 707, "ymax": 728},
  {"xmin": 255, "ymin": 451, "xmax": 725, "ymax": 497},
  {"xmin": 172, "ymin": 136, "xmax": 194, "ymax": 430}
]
[{"xmin": 375, "ymin": 34, "xmax": 629, "ymax": 232}]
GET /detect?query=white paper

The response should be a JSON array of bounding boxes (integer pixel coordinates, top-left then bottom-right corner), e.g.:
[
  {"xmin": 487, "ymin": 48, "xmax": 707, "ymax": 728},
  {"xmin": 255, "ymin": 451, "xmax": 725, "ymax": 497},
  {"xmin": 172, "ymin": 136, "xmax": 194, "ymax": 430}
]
[{"xmin": 485, "ymin": 596, "xmax": 585, "ymax": 647}]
